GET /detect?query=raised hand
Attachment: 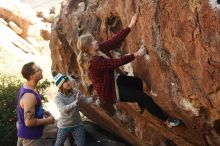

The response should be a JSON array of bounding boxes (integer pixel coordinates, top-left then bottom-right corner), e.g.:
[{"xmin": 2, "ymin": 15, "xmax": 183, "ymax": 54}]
[
  {"xmin": 134, "ymin": 44, "xmax": 147, "ymax": 57},
  {"xmin": 128, "ymin": 14, "xmax": 138, "ymax": 28}
]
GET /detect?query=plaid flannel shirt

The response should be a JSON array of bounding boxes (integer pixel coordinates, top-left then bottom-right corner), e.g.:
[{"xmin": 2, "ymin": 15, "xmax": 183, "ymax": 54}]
[{"xmin": 88, "ymin": 27, "xmax": 135, "ymax": 104}]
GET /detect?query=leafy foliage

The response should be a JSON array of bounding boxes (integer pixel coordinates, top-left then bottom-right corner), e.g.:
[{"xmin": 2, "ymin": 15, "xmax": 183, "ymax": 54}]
[
  {"xmin": 37, "ymin": 79, "xmax": 51, "ymax": 104},
  {"xmin": 0, "ymin": 75, "xmax": 21, "ymax": 145}
]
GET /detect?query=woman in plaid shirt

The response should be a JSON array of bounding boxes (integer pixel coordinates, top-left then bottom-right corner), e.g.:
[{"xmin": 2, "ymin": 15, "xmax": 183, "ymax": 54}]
[{"xmin": 76, "ymin": 14, "xmax": 181, "ymax": 128}]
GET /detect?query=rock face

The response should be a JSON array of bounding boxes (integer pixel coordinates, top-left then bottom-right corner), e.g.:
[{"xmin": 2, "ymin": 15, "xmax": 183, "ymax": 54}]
[
  {"xmin": 50, "ymin": 0, "xmax": 220, "ymax": 145},
  {"xmin": 0, "ymin": 0, "xmax": 54, "ymax": 55},
  {"xmin": 0, "ymin": 0, "xmax": 36, "ymax": 37}
]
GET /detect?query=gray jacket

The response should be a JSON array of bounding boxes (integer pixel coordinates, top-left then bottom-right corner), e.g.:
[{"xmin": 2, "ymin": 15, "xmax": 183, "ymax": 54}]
[{"xmin": 55, "ymin": 88, "xmax": 93, "ymax": 128}]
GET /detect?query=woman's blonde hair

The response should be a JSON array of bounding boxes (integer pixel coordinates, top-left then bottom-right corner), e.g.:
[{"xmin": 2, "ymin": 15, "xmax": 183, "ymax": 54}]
[{"xmin": 77, "ymin": 34, "xmax": 94, "ymax": 87}]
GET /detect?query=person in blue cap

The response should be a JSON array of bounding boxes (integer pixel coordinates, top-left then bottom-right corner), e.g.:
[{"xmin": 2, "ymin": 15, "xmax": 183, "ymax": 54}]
[{"xmin": 54, "ymin": 73, "xmax": 97, "ymax": 146}]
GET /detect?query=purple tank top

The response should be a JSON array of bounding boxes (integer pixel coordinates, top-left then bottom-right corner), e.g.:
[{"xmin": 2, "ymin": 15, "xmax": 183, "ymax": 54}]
[{"xmin": 17, "ymin": 85, "xmax": 44, "ymax": 139}]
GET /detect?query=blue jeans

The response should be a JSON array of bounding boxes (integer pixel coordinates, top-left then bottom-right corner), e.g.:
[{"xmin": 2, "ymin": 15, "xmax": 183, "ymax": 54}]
[{"xmin": 55, "ymin": 125, "xmax": 85, "ymax": 146}]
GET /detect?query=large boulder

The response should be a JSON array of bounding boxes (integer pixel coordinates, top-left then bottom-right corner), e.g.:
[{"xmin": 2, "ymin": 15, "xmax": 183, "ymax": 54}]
[
  {"xmin": 0, "ymin": 0, "xmax": 37, "ymax": 37},
  {"xmin": 50, "ymin": 0, "xmax": 220, "ymax": 145}
]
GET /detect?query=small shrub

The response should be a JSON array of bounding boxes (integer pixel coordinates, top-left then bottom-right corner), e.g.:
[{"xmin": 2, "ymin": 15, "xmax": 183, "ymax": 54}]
[
  {"xmin": 37, "ymin": 79, "xmax": 51, "ymax": 106},
  {"xmin": 0, "ymin": 75, "xmax": 21, "ymax": 145}
]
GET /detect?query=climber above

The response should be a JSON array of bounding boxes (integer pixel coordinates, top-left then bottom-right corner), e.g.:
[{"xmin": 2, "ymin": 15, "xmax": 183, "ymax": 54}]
[{"xmin": 76, "ymin": 14, "xmax": 181, "ymax": 128}]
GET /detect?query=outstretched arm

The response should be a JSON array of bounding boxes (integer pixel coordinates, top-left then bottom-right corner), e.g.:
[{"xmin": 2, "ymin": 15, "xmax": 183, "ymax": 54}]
[
  {"xmin": 90, "ymin": 44, "xmax": 147, "ymax": 71},
  {"xmin": 90, "ymin": 54, "xmax": 135, "ymax": 71},
  {"xmin": 98, "ymin": 14, "xmax": 138, "ymax": 52},
  {"xmin": 98, "ymin": 27, "xmax": 131, "ymax": 52},
  {"xmin": 55, "ymin": 97, "xmax": 78, "ymax": 113}
]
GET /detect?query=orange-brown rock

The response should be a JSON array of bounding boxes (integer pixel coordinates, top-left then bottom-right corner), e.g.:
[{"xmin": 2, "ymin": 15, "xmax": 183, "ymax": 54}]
[
  {"xmin": 40, "ymin": 29, "xmax": 51, "ymax": 41},
  {"xmin": 0, "ymin": 1, "xmax": 38, "ymax": 37},
  {"xmin": 8, "ymin": 21, "xmax": 23, "ymax": 35},
  {"xmin": 50, "ymin": 0, "xmax": 220, "ymax": 145}
]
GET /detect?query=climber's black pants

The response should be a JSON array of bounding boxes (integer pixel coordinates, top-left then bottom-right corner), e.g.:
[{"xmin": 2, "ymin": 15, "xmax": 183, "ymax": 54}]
[{"xmin": 117, "ymin": 75, "xmax": 168, "ymax": 121}]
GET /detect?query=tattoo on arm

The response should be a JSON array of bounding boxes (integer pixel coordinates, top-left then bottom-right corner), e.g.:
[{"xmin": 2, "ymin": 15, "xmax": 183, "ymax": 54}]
[{"xmin": 24, "ymin": 109, "xmax": 35, "ymax": 120}]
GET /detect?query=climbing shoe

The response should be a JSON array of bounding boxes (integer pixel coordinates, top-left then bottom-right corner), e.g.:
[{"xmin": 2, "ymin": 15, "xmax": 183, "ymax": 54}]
[
  {"xmin": 139, "ymin": 106, "xmax": 145, "ymax": 114},
  {"xmin": 166, "ymin": 119, "xmax": 181, "ymax": 128}
]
